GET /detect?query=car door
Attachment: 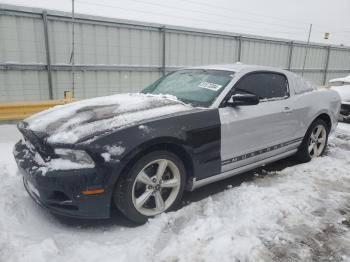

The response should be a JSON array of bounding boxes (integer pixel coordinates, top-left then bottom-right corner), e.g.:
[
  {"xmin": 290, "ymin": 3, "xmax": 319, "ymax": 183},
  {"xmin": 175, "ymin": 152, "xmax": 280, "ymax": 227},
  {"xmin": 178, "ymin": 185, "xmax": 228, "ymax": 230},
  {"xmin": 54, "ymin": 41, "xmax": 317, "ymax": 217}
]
[{"xmin": 219, "ymin": 71, "xmax": 300, "ymax": 172}]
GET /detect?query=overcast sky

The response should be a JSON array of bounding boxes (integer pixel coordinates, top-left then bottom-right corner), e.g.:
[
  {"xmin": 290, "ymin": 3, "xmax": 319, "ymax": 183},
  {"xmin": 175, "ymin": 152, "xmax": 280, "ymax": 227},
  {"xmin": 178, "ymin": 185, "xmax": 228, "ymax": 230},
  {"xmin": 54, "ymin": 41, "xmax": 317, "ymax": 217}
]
[{"xmin": 1, "ymin": 0, "xmax": 350, "ymax": 46}]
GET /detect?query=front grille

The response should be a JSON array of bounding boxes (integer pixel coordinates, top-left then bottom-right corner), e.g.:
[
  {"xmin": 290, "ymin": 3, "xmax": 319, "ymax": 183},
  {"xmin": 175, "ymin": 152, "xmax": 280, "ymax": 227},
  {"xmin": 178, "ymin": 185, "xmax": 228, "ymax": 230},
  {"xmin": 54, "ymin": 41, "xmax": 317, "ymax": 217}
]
[{"xmin": 17, "ymin": 121, "xmax": 54, "ymax": 159}]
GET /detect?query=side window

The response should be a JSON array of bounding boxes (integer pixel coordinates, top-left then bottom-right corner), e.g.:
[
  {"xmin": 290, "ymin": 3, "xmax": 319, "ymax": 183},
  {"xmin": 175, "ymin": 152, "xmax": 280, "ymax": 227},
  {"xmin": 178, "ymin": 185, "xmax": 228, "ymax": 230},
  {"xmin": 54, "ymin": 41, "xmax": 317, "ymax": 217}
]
[{"xmin": 234, "ymin": 72, "xmax": 289, "ymax": 100}]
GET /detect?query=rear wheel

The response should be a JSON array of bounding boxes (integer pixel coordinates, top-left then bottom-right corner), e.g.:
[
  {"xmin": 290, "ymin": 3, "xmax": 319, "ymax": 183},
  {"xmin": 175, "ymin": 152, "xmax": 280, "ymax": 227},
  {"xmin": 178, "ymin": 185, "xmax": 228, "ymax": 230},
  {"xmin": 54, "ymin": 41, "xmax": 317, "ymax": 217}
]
[
  {"xmin": 295, "ymin": 119, "xmax": 329, "ymax": 162},
  {"xmin": 114, "ymin": 151, "xmax": 186, "ymax": 224}
]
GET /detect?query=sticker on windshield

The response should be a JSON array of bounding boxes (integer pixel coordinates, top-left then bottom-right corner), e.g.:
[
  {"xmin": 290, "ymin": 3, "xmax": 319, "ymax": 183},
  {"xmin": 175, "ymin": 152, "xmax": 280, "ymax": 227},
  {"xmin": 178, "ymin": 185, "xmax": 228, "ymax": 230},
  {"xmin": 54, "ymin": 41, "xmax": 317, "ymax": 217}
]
[{"xmin": 198, "ymin": 81, "xmax": 222, "ymax": 91}]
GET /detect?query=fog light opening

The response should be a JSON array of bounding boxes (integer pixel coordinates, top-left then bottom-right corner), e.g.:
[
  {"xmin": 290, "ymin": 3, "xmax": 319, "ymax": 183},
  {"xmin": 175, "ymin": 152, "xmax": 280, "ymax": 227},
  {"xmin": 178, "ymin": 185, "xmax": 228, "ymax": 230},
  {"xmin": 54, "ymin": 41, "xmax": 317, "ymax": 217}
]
[{"xmin": 50, "ymin": 191, "xmax": 71, "ymax": 202}]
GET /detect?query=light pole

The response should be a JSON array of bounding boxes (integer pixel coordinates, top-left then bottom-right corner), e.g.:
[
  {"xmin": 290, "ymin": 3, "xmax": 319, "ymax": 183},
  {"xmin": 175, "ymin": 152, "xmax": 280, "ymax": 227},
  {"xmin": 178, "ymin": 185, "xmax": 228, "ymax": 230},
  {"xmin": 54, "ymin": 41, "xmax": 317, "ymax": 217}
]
[
  {"xmin": 71, "ymin": 0, "xmax": 75, "ymax": 97},
  {"xmin": 302, "ymin": 24, "xmax": 312, "ymax": 77}
]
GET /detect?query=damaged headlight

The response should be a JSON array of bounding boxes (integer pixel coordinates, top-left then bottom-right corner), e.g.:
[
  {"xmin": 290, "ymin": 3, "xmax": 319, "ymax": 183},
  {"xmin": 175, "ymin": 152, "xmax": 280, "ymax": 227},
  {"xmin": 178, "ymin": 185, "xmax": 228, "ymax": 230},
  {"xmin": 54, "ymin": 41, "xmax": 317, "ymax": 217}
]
[{"xmin": 54, "ymin": 148, "xmax": 94, "ymax": 165}]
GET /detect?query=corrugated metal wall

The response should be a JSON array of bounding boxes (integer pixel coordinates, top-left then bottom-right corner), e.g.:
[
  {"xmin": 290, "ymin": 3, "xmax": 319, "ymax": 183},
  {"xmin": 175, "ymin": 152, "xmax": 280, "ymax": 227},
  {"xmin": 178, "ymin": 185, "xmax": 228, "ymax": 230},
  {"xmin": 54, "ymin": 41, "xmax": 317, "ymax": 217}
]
[
  {"xmin": 241, "ymin": 39, "xmax": 290, "ymax": 68},
  {"xmin": 165, "ymin": 31, "xmax": 239, "ymax": 67},
  {"xmin": 1, "ymin": 4, "xmax": 350, "ymax": 102}
]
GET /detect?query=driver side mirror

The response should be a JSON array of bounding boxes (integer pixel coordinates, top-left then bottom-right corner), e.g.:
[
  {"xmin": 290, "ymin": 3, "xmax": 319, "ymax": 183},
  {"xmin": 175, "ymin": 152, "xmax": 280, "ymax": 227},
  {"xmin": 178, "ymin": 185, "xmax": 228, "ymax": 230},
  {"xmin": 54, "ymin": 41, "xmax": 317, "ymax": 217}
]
[{"xmin": 226, "ymin": 93, "xmax": 259, "ymax": 107}]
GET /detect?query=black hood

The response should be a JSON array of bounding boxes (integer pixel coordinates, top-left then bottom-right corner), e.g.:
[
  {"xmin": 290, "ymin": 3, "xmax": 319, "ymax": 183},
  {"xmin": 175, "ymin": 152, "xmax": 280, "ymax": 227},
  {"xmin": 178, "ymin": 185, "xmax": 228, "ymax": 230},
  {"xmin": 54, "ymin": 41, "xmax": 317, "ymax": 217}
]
[{"xmin": 23, "ymin": 93, "xmax": 193, "ymax": 144}]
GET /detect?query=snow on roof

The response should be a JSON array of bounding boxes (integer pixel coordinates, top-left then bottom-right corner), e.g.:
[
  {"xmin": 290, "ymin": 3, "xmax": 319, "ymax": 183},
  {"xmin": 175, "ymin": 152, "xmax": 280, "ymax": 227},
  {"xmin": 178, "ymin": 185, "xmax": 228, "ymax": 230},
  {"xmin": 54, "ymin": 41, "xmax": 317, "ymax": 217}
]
[
  {"xmin": 186, "ymin": 63, "xmax": 288, "ymax": 74},
  {"xmin": 191, "ymin": 63, "xmax": 252, "ymax": 72}
]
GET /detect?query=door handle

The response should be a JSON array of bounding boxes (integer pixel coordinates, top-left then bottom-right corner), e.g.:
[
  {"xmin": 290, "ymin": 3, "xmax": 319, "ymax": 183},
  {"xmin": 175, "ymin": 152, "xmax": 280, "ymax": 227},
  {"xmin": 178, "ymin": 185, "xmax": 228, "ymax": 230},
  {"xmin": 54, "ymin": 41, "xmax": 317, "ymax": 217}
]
[{"xmin": 283, "ymin": 107, "xmax": 293, "ymax": 113}]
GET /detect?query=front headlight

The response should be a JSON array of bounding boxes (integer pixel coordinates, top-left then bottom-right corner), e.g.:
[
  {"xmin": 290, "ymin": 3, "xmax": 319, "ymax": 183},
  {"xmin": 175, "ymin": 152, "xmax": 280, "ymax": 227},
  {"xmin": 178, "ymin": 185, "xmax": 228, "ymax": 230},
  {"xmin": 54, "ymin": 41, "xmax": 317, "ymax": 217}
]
[{"xmin": 54, "ymin": 148, "xmax": 94, "ymax": 165}]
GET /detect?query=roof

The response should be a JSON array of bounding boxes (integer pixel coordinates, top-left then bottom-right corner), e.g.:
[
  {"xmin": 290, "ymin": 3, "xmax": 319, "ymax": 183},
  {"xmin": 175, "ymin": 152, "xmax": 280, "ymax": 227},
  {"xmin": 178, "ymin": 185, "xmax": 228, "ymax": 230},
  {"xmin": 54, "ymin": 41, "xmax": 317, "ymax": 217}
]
[{"xmin": 185, "ymin": 63, "xmax": 288, "ymax": 73}]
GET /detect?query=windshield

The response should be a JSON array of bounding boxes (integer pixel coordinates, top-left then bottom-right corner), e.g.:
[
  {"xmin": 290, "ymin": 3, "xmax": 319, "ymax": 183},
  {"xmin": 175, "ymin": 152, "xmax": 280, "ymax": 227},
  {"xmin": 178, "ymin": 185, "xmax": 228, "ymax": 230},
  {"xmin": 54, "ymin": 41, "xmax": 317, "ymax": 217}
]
[{"xmin": 141, "ymin": 69, "xmax": 235, "ymax": 107}]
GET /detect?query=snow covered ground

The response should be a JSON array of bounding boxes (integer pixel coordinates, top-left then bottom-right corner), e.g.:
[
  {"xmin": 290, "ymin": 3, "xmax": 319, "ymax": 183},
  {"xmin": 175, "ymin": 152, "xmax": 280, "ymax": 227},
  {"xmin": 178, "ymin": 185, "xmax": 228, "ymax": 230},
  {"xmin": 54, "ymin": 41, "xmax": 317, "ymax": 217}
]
[{"xmin": 1, "ymin": 123, "xmax": 350, "ymax": 262}]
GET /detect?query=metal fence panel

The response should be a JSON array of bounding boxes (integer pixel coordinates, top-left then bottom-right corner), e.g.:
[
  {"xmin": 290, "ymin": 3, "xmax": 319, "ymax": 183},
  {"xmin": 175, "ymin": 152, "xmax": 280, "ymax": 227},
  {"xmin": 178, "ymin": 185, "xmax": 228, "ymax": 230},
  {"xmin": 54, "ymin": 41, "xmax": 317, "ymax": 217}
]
[
  {"xmin": 291, "ymin": 45, "xmax": 327, "ymax": 69},
  {"xmin": 166, "ymin": 31, "xmax": 238, "ymax": 66},
  {"xmin": 0, "ymin": 70, "xmax": 49, "ymax": 102},
  {"xmin": 0, "ymin": 14, "xmax": 45, "ymax": 63},
  {"xmin": 240, "ymin": 40, "xmax": 290, "ymax": 68},
  {"xmin": 328, "ymin": 49, "xmax": 350, "ymax": 69},
  {"xmin": 48, "ymin": 19, "xmax": 162, "ymax": 66},
  {"xmin": 48, "ymin": 19, "xmax": 72, "ymax": 65},
  {"xmin": 0, "ymin": 4, "xmax": 350, "ymax": 102},
  {"xmin": 300, "ymin": 71, "xmax": 324, "ymax": 84},
  {"xmin": 51, "ymin": 71, "xmax": 161, "ymax": 99}
]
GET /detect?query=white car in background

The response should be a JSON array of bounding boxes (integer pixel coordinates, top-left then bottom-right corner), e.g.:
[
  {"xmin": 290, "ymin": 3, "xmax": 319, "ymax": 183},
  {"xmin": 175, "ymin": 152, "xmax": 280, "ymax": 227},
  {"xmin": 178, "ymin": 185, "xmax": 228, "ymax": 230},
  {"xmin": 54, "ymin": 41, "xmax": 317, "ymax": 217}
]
[{"xmin": 330, "ymin": 75, "xmax": 350, "ymax": 121}]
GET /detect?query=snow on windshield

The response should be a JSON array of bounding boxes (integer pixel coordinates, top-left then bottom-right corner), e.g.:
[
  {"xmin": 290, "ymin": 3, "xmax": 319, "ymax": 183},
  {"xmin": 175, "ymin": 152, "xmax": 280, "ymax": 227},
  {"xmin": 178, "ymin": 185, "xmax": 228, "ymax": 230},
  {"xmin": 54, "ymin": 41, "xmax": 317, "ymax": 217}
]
[{"xmin": 25, "ymin": 93, "xmax": 192, "ymax": 144}]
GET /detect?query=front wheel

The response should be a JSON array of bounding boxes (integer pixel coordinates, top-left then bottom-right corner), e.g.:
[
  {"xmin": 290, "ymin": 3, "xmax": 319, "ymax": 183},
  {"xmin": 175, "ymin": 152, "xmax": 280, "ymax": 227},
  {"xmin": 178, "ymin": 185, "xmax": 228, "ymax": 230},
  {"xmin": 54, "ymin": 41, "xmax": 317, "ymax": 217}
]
[
  {"xmin": 114, "ymin": 150, "xmax": 186, "ymax": 224},
  {"xmin": 295, "ymin": 119, "xmax": 329, "ymax": 162}
]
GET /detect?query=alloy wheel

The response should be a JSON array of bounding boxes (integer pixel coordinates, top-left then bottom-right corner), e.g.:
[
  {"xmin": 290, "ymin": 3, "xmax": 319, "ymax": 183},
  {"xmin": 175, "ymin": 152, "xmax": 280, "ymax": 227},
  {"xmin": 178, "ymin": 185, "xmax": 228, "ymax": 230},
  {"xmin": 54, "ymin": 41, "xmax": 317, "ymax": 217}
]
[
  {"xmin": 308, "ymin": 124, "xmax": 327, "ymax": 157},
  {"xmin": 131, "ymin": 159, "xmax": 181, "ymax": 216}
]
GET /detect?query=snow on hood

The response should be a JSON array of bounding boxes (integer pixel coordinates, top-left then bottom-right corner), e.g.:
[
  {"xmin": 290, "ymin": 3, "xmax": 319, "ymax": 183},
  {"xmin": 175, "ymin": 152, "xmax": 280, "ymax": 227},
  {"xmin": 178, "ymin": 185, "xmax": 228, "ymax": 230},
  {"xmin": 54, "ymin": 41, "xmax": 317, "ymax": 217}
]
[
  {"xmin": 330, "ymin": 85, "xmax": 350, "ymax": 102},
  {"xmin": 329, "ymin": 74, "xmax": 350, "ymax": 102},
  {"xmin": 329, "ymin": 74, "xmax": 350, "ymax": 84},
  {"xmin": 24, "ymin": 93, "xmax": 193, "ymax": 144}
]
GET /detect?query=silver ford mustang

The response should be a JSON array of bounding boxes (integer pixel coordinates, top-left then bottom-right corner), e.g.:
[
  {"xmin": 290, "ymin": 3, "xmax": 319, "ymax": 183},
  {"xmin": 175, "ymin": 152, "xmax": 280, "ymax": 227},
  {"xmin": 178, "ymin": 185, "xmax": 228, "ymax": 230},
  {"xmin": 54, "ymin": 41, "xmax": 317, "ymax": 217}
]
[{"xmin": 14, "ymin": 63, "xmax": 341, "ymax": 223}]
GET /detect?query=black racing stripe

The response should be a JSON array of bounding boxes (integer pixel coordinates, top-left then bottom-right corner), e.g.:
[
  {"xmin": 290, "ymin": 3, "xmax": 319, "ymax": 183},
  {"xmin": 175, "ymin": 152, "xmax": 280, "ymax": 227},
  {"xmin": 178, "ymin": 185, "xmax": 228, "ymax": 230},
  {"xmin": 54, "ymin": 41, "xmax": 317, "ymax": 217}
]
[
  {"xmin": 184, "ymin": 109, "xmax": 221, "ymax": 179},
  {"xmin": 221, "ymin": 137, "xmax": 303, "ymax": 166}
]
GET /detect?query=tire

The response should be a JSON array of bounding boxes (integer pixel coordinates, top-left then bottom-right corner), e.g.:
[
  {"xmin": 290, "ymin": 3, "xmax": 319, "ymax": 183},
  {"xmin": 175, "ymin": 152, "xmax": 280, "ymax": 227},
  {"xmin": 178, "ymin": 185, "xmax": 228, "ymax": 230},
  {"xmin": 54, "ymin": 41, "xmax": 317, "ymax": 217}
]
[
  {"xmin": 295, "ymin": 118, "xmax": 329, "ymax": 163},
  {"xmin": 113, "ymin": 150, "xmax": 186, "ymax": 224}
]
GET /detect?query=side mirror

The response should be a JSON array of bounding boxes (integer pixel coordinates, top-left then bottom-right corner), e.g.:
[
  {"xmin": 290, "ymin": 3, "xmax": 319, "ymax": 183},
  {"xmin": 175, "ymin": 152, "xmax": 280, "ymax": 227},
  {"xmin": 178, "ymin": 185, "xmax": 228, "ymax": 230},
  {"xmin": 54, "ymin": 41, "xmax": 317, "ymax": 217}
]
[{"xmin": 226, "ymin": 93, "xmax": 259, "ymax": 107}]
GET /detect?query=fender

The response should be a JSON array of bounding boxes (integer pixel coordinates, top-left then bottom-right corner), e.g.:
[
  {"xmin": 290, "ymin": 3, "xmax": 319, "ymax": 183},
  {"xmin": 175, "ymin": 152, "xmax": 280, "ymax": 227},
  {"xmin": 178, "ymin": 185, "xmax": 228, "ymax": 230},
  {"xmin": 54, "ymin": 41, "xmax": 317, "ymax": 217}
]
[
  {"xmin": 85, "ymin": 108, "xmax": 222, "ymax": 190},
  {"xmin": 308, "ymin": 110, "xmax": 333, "ymax": 131}
]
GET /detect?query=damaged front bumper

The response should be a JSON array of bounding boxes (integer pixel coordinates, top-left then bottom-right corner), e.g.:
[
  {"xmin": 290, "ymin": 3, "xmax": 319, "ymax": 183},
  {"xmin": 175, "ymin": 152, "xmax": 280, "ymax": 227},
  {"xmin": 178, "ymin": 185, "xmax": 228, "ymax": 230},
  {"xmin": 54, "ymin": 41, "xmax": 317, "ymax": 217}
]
[{"xmin": 14, "ymin": 140, "xmax": 112, "ymax": 219}]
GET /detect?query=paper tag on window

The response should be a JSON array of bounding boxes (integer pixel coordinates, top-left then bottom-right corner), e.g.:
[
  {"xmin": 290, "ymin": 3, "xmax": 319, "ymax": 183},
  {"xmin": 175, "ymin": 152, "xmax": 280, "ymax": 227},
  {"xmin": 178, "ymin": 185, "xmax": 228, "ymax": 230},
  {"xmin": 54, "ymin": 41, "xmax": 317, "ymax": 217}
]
[{"xmin": 198, "ymin": 81, "xmax": 222, "ymax": 91}]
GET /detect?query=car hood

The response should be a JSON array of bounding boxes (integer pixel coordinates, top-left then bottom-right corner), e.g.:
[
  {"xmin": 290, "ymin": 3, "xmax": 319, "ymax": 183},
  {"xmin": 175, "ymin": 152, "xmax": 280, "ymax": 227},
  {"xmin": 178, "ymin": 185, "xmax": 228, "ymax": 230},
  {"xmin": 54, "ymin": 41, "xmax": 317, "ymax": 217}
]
[
  {"xmin": 329, "ymin": 75, "xmax": 350, "ymax": 85},
  {"xmin": 23, "ymin": 93, "xmax": 193, "ymax": 144}
]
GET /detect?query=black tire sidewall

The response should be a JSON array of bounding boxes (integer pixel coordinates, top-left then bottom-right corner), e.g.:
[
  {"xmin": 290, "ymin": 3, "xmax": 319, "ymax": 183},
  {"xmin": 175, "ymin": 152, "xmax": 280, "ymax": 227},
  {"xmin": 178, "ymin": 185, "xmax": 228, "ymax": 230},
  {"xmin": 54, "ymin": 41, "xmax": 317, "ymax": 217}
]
[
  {"xmin": 296, "ymin": 119, "xmax": 329, "ymax": 162},
  {"xmin": 113, "ymin": 150, "xmax": 186, "ymax": 224}
]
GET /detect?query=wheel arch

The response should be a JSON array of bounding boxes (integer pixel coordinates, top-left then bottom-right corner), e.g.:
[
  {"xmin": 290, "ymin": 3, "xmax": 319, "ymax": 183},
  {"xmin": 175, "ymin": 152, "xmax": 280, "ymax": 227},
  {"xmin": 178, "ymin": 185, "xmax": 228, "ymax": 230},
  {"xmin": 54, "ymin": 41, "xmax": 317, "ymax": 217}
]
[
  {"xmin": 313, "ymin": 112, "xmax": 332, "ymax": 131},
  {"xmin": 296, "ymin": 112, "xmax": 331, "ymax": 163},
  {"xmin": 112, "ymin": 137, "xmax": 194, "ymax": 195}
]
